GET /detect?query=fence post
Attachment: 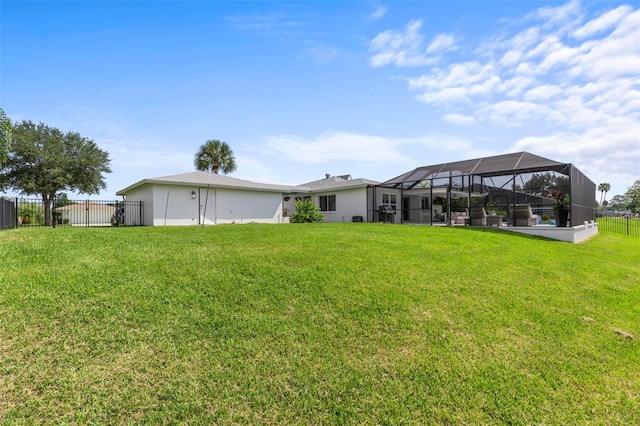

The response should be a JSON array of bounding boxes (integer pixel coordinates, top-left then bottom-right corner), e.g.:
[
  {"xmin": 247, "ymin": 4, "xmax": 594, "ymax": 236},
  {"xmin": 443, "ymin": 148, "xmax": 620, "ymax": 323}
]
[{"xmin": 627, "ymin": 217, "xmax": 630, "ymax": 236}]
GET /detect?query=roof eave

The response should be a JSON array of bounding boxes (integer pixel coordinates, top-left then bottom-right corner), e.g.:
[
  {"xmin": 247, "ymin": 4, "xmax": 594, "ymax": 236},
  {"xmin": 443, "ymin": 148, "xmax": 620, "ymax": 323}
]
[{"xmin": 117, "ymin": 178, "xmax": 295, "ymax": 195}]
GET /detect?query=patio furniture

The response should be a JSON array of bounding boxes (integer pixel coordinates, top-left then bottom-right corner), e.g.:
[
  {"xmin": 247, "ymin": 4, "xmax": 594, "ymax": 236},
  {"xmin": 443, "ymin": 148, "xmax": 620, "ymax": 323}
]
[
  {"xmin": 469, "ymin": 206, "xmax": 488, "ymax": 226},
  {"xmin": 511, "ymin": 204, "xmax": 537, "ymax": 226},
  {"xmin": 486, "ymin": 214, "xmax": 504, "ymax": 227},
  {"xmin": 450, "ymin": 211, "xmax": 469, "ymax": 226}
]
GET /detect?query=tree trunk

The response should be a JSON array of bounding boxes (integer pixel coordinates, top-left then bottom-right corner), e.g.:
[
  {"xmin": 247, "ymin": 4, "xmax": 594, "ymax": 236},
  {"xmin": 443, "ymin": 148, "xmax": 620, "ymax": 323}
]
[{"xmin": 42, "ymin": 193, "xmax": 54, "ymax": 226}]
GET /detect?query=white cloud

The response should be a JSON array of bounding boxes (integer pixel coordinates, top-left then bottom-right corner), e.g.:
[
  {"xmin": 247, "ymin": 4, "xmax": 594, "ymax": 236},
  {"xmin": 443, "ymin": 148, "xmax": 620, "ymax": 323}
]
[
  {"xmin": 523, "ymin": 84, "xmax": 562, "ymax": 101},
  {"xmin": 261, "ymin": 131, "xmax": 492, "ymax": 173},
  {"xmin": 416, "ymin": 87, "xmax": 470, "ymax": 104},
  {"xmin": 511, "ymin": 126, "xmax": 640, "ymax": 179},
  {"xmin": 369, "ymin": 5, "xmax": 387, "ymax": 20},
  {"xmin": 369, "ymin": 20, "xmax": 438, "ymax": 67},
  {"xmin": 409, "ymin": 61, "xmax": 501, "ymax": 104},
  {"xmin": 427, "ymin": 33, "xmax": 456, "ymax": 53},
  {"xmin": 232, "ymin": 155, "xmax": 283, "ymax": 185},
  {"xmin": 265, "ymin": 132, "xmax": 412, "ymax": 166},
  {"xmin": 443, "ymin": 113, "xmax": 475, "ymax": 125},
  {"xmin": 530, "ymin": 0, "xmax": 582, "ymax": 30},
  {"xmin": 478, "ymin": 101, "xmax": 553, "ymax": 127},
  {"xmin": 306, "ymin": 42, "xmax": 339, "ymax": 64},
  {"xmin": 370, "ymin": 1, "xmax": 640, "ymax": 188},
  {"xmin": 572, "ymin": 5, "xmax": 633, "ymax": 39},
  {"xmin": 511, "ymin": 27, "xmax": 542, "ymax": 52},
  {"xmin": 500, "ymin": 50, "xmax": 522, "ymax": 67},
  {"xmin": 569, "ymin": 9, "xmax": 640, "ymax": 79},
  {"xmin": 226, "ymin": 13, "xmax": 306, "ymax": 33},
  {"xmin": 500, "ymin": 75, "xmax": 536, "ymax": 97}
]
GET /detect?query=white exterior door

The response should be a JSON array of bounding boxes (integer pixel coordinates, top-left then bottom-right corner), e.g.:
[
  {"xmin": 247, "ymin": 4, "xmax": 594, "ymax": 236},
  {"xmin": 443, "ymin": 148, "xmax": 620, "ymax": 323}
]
[{"xmin": 199, "ymin": 187, "xmax": 216, "ymax": 224}]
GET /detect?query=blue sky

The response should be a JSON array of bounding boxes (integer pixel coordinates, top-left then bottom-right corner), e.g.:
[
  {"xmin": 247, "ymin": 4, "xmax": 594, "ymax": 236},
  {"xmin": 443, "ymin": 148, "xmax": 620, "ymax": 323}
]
[{"xmin": 2, "ymin": 0, "xmax": 638, "ymax": 199}]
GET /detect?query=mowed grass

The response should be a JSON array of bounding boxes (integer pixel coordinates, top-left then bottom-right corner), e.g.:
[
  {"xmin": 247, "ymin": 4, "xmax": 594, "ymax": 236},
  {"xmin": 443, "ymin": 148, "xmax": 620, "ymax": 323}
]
[{"xmin": 0, "ymin": 224, "xmax": 638, "ymax": 425}]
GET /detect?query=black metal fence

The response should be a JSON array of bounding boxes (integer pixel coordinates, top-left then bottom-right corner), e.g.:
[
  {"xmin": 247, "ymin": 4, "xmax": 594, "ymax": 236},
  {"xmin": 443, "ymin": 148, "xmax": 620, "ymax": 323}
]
[
  {"xmin": 1, "ymin": 197, "xmax": 16, "ymax": 230},
  {"xmin": 596, "ymin": 216, "xmax": 640, "ymax": 237},
  {"xmin": 0, "ymin": 198, "xmax": 144, "ymax": 228}
]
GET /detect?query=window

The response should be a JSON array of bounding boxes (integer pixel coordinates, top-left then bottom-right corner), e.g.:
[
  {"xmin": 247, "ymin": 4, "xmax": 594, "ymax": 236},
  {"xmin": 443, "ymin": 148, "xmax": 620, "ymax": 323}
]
[
  {"xmin": 319, "ymin": 195, "xmax": 336, "ymax": 211},
  {"xmin": 382, "ymin": 193, "xmax": 397, "ymax": 210},
  {"xmin": 421, "ymin": 196, "xmax": 430, "ymax": 209}
]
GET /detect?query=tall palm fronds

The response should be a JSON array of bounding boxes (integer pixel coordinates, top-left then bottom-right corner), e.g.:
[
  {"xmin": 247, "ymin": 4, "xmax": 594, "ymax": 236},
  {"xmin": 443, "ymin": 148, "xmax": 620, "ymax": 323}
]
[
  {"xmin": 194, "ymin": 140, "xmax": 237, "ymax": 175},
  {"xmin": 598, "ymin": 182, "xmax": 611, "ymax": 206}
]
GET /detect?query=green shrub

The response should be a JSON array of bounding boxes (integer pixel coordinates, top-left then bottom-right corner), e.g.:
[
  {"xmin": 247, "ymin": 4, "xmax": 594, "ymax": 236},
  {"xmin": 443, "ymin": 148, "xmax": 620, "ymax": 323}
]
[
  {"xmin": 18, "ymin": 202, "xmax": 45, "ymax": 225},
  {"xmin": 290, "ymin": 199, "xmax": 324, "ymax": 223}
]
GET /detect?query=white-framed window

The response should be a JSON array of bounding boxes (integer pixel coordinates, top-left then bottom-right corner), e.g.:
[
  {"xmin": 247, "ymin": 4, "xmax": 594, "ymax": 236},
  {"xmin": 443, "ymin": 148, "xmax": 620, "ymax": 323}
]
[
  {"xmin": 382, "ymin": 193, "xmax": 397, "ymax": 210},
  {"xmin": 319, "ymin": 195, "xmax": 336, "ymax": 212}
]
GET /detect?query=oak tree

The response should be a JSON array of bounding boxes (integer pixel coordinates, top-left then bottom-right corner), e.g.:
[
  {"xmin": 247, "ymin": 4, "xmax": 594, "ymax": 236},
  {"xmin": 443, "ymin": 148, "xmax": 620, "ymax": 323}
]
[{"xmin": 0, "ymin": 121, "xmax": 111, "ymax": 225}]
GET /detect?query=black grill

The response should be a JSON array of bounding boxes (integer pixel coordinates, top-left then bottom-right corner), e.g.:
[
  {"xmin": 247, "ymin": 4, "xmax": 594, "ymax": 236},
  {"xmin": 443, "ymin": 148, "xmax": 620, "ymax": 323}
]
[{"xmin": 378, "ymin": 205, "xmax": 395, "ymax": 223}]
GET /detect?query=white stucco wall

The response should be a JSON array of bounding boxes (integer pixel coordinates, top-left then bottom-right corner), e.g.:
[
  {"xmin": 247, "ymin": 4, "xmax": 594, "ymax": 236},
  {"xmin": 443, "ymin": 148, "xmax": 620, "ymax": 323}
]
[
  {"xmin": 311, "ymin": 187, "xmax": 368, "ymax": 223},
  {"xmin": 123, "ymin": 185, "xmax": 155, "ymax": 226},
  {"xmin": 215, "ymin": 188, "xmax": 283, "ymax": 224},
  {"xmin": 282, "ymin": 196, "xmax": 297, "ymax": 219},
  {"xmin": 503, "ymin": 221, "xmax": 598, "ymax": 243},
  {"xmin": 123, "ymin": 184, "xmax": 284, "ymax": 226},
  {"xmin": 151, "ymin": 185, "xmax": 200, "ymax": 226}
]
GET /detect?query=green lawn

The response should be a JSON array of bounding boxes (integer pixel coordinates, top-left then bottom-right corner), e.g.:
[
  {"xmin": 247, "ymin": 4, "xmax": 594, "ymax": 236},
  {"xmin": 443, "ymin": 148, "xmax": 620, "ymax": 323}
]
[{"xmin": 1, "ymin": 224, "xmax": 638, "ymax": 424}]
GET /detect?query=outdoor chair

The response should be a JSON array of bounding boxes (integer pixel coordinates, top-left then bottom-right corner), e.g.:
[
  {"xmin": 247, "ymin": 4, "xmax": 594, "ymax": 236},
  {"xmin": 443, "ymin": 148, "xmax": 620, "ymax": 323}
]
[
  {"xmin": 469, "ymin": 206, "xmax": 488, "ymax": 226},
  {"xmin": 450, "ymin": 211, "xmax": 469, "ymax": 226},
  {"xmin": 511, "ymin": 204, "xmax": 537, "ymax": 227},
  {"xmin": 486, "ymin": 211, "xmax": 504, "ymax": 227}
]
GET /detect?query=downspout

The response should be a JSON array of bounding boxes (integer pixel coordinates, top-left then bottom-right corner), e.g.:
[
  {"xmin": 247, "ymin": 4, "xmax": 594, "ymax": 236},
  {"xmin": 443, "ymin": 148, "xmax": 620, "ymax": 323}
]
[
  {"xmin": 163, "ymin": 191, "xmax": 170, "ymax": 226},
  {"xmin": 202, "ymin": 184, "xmax": 212, "ymax": 227},
  {"xmin": 400, "ymin": 186, "xmax": 404, "ymax": 224},
  {"xmin": 447, "ymin": 178, "xmax": 452, "ymax": 226},
  {"xmin": 512, "ymin": 173, "xmax": 516, "ymax": 226},
  {"xmin": 213, "ymin": 187, "xmax": 217, "ymax": 224},
  {"xmin": 429, "ymin": 183, "xmax": 433, "ymax": 226},
  {"xmin": 371, "ymin": 185, "xmax": 376, "ymax": 223},
  {"xmin": 468, "ymin": 175, "xmax": 472, "ymax": 221}
]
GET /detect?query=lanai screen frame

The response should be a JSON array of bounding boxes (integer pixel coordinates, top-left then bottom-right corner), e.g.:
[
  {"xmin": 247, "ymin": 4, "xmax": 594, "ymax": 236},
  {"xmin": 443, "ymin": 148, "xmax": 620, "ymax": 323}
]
[{"xmin": 369, "ymin": 152, "xmax": 596, "ymax": 226}]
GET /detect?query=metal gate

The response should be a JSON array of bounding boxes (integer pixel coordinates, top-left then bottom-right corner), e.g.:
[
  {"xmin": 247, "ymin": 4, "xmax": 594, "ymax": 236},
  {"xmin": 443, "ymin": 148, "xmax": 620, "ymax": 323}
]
[{"xmin": 2, "ymin": 198, "xmax": 144, "ymax": 228}]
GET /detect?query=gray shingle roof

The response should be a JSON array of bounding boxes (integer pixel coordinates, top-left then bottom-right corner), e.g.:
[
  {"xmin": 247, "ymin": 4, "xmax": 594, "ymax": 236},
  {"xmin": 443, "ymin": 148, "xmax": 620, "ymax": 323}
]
[
  {"xmin": 116, "ymin": 171, "xmax": 300, "ymax": 195},
  {"xmin": 296, "ymin": 176, "xmax": 379, "ymax": 191},
  {"xmin": 117, "ymin": 171, "xmax": 379, "ymax": 196}
]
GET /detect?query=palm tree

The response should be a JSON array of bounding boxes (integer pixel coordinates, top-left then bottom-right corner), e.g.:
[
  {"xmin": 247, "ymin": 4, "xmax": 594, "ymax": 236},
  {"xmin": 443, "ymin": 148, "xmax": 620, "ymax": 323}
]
[
  {"xmin": 194, "ymin": 140, "xmax": 237, "ymax": 174},
  {"xmin": 598, "ymin": 182, "xmax": 611, "ymax": 207}
]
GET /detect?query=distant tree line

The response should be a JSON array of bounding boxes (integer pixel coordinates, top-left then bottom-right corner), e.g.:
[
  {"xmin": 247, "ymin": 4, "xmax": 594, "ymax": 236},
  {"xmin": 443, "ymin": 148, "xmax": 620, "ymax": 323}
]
[{"xmin": 601, "ymin": 179, "xmax": 640, "ymax": 213}]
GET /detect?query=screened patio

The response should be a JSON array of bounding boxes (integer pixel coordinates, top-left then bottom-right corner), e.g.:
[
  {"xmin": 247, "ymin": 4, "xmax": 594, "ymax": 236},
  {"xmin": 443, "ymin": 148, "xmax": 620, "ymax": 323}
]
[{"xmin": 367, "ymin": 152, "xmax": 596, "ymax": 228}]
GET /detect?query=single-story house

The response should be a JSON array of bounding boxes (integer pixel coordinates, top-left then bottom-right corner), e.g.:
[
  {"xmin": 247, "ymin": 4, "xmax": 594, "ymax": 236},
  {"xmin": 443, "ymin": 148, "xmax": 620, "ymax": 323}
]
[
  {"xmin": 115, "ymin": 171, "xmax": 377, "ymax": 226},
  {"xmin": 116, "ymin": 151, "xmax": 597, "ymax": 241},
  {"xmin": 286, "ymin": 174, "xmax": 379, "ymax": 223}
]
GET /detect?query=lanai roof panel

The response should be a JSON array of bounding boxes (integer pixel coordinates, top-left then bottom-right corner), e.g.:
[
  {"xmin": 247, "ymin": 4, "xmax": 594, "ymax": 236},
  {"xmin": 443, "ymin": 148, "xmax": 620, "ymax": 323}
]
[{"xmin": 382, "ymin": 152, "xmax": 572, "ymax": 185}]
